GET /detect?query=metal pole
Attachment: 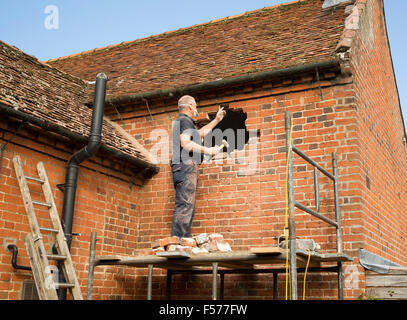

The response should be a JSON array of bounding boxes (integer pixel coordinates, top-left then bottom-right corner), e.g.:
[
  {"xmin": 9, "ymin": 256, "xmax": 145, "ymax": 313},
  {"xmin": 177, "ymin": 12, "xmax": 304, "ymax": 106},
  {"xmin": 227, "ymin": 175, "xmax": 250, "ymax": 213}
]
[
  {"xmin": 332, "ymin": 152, "xmax": 342, "ymax": 252},
  {"xmin": 294, "ymin": 201, "xmax": 339, "ymax": 228},
  {"xmin": 314, "ymin": 167, "xmax": 320, "ymax": 213},
  {"xmin": 147, "ymin": 264, "xmax": 153, "ymax": 300},
  {"xmin": 166, "ymin": 269, "xmax": 172, "ymax": 300},
  {"xmin": 212, "ymin": 262, "xmax": 218, "ymax": 300},
  {"xmin": 220, "ymin": 273, "xmax": 225, "ymax": 300},
  {"xmin": 337, "ymin": 261, "xmax": 343, "ymax": 300},
  {"xmin": 285, "ymin": 111, "xmax": 298, "ymax": 300},
  {"xmin": 292, "ymin": 146, "xmax": 335, "ymax": 180},
  {"xmin": 273, "ymin": 272, "xmax": 278, "ymax": 300},
  {"xmin": 332, "ymin": 152, "xmax": 344, "ymax": 300},
  {"xmin": 87, "ymin": 232, "xmax": 97, "ymax": 300}
]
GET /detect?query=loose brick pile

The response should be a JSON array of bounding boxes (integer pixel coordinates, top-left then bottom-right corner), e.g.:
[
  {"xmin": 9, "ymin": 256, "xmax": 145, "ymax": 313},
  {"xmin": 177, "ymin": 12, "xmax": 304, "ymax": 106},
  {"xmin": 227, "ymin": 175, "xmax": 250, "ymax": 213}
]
[{"xmin": 133, "ymin": 233, "xmax": 232, "ymax": 256}]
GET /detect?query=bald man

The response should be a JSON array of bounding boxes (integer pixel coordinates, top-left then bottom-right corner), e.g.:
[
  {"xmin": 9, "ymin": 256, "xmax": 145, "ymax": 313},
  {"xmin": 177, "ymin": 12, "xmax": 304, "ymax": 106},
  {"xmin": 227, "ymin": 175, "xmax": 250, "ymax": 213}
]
[{"xmin": 171, "ymin": 95, "xmax": 226, "ymax": 238}]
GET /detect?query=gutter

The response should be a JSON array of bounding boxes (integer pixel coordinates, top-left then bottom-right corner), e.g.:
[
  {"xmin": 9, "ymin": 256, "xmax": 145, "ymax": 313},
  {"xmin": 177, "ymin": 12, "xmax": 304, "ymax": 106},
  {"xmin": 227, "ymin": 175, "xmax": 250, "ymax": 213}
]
[
  {"xmin": 105, "ymin": 60, "xmax": 341, "ymax": 106},
  {"xmin": 0, "ymin": 104, "xmax": 160, "ymax": 175}
]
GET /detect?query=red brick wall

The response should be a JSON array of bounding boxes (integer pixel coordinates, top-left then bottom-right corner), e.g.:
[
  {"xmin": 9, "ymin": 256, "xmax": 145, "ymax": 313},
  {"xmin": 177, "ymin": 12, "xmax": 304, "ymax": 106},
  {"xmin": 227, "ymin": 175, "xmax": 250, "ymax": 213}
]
[
  {"xmin": 350, "ymin": 0, "xmax": 407, "ymax": 266},
  {"xmin": 114, "ymin": 69, "xmax": 364, "ymax": 299},
  {"xmin": 0, "ymin": 121, "xmax": 146, "ymax": 300},
  {"xmin": 2, "ymin": 1, "xmax": 406, "ymax": 301},
  {"xmin": 2, "ymin": 57, "xmax": 404, "ymax": 300}
]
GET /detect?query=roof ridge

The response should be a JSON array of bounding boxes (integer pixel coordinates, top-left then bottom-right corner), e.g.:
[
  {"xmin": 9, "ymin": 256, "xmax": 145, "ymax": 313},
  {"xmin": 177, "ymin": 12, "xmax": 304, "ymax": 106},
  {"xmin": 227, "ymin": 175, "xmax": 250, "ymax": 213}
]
[{"xmin": 46, "ymin": 0, "xmax": 302, "ymax": 63}]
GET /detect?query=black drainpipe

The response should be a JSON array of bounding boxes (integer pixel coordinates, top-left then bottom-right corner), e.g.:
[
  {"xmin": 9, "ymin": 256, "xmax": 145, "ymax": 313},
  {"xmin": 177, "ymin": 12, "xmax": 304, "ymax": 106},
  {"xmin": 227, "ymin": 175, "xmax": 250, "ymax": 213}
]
[
  {"xmin": 58, "ymin": 73, "xmax": 106, "ymax": 300},
  {"xmin": 61, "ymin": 73, "xmax": 107, "ymax": 249},
  {"xmin": 7, "ymin": 244, "xmax": 32, "ymax": 271}
]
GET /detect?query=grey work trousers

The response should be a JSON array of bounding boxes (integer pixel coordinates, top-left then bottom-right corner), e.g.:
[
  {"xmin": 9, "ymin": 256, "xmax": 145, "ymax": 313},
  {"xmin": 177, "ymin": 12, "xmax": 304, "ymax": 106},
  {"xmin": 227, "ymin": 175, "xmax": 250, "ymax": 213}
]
[{"xmin": 170, "ymin": 162, "xmax": 199, "ymax": 238}]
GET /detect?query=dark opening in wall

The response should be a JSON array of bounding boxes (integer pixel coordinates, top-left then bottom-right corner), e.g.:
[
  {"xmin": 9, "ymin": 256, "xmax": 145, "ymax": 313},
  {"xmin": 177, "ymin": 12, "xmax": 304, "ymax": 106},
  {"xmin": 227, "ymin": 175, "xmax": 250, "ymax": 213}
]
[{"xmin": 196, "ymin": 104, "xmax": 251, "ymax": 154}]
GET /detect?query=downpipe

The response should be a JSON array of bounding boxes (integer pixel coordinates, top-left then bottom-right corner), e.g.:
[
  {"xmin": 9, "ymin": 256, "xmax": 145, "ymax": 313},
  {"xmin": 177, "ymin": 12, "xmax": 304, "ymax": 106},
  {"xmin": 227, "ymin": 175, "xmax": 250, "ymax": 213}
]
[
  {"xmin": 59, "ymin": 73, "xmax": 106, "ymax": 300},
  {"xmin": 61, "ymin": 73, "xmax": 107, "ymax": 248}
]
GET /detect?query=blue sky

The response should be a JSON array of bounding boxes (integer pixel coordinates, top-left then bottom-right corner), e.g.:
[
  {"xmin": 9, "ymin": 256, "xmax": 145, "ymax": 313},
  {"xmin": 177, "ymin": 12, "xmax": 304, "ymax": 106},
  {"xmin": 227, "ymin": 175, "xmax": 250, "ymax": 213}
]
[{"xmin": 0, "ymin": 0, "xmax": 406, "ymax": 129}]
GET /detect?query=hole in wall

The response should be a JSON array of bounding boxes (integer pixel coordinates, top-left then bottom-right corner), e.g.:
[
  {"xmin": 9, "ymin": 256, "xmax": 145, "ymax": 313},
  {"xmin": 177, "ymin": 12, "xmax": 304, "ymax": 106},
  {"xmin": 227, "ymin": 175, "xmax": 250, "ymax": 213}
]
[{"xmin": 196, "ymin": 104, "xmax": 251, "ymax": 154}]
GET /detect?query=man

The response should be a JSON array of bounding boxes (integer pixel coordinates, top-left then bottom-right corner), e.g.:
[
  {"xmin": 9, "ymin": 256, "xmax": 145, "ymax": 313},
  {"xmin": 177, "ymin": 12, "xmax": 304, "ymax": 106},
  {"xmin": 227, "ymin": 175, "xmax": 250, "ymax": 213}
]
[{"xmin": 171, "ymin": 95, "xmax": 226, "ymax": 238}]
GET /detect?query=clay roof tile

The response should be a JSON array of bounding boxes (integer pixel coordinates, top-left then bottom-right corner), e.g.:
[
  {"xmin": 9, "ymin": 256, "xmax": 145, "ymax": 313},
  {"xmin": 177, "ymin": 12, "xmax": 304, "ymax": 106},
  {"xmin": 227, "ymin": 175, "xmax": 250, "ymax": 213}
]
[{"xmin": 47, "ymin": 0, "xmax": 350, "ymax": 102}]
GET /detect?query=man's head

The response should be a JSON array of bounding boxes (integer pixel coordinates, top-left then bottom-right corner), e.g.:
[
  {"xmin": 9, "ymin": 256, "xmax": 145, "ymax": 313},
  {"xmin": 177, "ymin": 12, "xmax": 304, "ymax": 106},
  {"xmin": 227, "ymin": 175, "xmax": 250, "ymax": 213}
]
[{"xmin": 178, "ymin": 95, "xmax": 198, "ymax": 117}]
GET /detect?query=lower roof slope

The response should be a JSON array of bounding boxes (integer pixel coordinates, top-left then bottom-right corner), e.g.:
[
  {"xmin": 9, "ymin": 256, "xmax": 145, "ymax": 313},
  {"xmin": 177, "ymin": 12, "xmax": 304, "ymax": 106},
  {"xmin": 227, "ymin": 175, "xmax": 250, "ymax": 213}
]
[{"xmin": 0, "ymin": 40, "xmax": 158, "ymax": 176}]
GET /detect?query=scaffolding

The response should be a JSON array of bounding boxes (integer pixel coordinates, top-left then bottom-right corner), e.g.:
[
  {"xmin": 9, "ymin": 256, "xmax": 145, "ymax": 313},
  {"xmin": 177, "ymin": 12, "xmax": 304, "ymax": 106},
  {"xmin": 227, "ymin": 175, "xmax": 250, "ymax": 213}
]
[
  {"xmin": 86, "ymin": 111, "xmax": 352, "ymax": 300},
  {"xmin": 284, "ymin": 111, "xmax": 345, "ymax": 299}
]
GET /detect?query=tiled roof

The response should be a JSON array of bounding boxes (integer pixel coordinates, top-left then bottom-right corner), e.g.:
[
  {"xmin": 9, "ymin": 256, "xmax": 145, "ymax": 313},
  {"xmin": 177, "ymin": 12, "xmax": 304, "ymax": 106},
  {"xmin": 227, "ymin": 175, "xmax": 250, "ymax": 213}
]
[
  {"xmin": 47, "ymin": 0, "xmax": 350, "ymax": 102},
  {"xmin": 0, "ymin": 40, "xmax": 156, "ymax": 172}
]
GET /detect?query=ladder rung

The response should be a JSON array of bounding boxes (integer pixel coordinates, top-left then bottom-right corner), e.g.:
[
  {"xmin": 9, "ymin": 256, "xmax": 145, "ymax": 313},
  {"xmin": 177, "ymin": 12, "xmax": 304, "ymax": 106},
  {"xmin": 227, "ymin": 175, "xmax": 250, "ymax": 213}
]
[
  {"xmin": 39, "ymin": 227, "xmax": 59, "ymax": 233},
  {"xmin": 56, "ymin": 283, "xmax": 75, "ymax": 289},
  {"xmin": 26, "ymin": 176, "xmax": 45, "ymax": 183},
  {"xmin": 32, "ymin": 200, "xmax": 52, "ymax": 208},
  {"xmin": 47, "ymin": 254, "xmax": 67, "ymax": 261}
]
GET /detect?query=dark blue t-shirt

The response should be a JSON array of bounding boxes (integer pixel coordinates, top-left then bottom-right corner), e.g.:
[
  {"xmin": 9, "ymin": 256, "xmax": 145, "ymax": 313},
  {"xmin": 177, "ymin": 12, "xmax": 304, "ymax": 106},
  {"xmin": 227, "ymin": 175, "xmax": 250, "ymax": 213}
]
[{"xmin": 171, "ymin": 113, "xmax": 202, "ymax": 165}]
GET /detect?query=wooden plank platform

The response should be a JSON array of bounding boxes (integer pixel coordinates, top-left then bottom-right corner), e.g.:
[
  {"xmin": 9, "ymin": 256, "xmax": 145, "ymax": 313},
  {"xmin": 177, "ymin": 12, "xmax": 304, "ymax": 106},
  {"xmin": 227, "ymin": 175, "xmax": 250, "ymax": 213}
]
[
  {"xmin": 156, "ymin": 251, "xmax": 190, "ymax": 258},
  {"xmin": 250, "ymin": 247, "xmax": 284, "ymax": 255},
  {"xmin": 88, "ymin": 249, "xmax": 353, "ymax": 301},
  {"xmin": 94, "ymin": 249, "xmax": 352, "ymax": 270}
]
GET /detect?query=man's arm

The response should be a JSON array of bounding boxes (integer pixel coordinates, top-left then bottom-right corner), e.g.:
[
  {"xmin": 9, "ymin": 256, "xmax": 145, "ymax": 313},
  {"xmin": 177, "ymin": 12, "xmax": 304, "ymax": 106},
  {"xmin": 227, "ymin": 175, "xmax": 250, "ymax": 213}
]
[
  {"xmin": 180, "ymin": 133, "xmax": 221, "ymax": 156},
  {"xmin": 198, "ymin": 106, "xmax": 226, "ymax": 138}
]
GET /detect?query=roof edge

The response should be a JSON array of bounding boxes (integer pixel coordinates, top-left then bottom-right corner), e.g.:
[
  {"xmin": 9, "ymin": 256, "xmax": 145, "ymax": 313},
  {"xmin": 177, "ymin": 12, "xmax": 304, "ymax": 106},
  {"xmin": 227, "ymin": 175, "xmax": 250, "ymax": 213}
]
[
  {"xmin": 105, "ymin": 59, "xmax": 341, "ymax": 106},
  {"xmin": 103, "ymin": 115, "xmax": 157, "ymax": 164},
  {"xmin": 334, "ymin": 0, "xmax": 359, "ymax": 53},
  {"xmin": 0, "ymin": 102, "xmax": 160, "ymax": 177}
]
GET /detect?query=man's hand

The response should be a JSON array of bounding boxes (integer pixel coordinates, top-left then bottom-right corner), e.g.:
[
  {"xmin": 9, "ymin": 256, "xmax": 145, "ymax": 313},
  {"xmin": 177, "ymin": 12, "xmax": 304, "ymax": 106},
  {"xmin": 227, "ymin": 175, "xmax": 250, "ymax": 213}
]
[
  {"xmin": 215, "ymin": 106, "xmax": 226, "ymax": 123},
  {"xmin": 208, "ymin": 145, "xmax": 223, "ymax": 156},
  {"xmin": 198, "ymin": 106, "xmax": 227, "ymax": 139}
]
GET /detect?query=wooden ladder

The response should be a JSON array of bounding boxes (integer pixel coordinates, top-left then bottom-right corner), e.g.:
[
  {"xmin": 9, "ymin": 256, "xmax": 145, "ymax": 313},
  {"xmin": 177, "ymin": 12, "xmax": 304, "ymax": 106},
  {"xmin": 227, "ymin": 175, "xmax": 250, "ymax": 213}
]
[{"xmin": 13, "ymin": 155, "xmax": 83, "ymax": 300}]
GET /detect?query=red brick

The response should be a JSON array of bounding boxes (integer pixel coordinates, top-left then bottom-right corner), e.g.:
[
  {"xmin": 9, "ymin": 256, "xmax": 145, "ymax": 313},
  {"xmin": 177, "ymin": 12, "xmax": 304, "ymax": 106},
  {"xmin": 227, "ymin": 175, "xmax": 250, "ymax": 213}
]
[
  {"xmin": 194, "ymin": 233, "xmax": 209, "ymax": 245},
  {"xmin": 208, "ymin": 233, "xmax": 224, "ymax": 242},
  {"xmin": 180, "ymin": 237, "xmax": 197, "ymax": 247},
  {"xmin": 152, "ymin": 236, "xmax": 180, "ymax": 248},
  {"xmin": 167, "ymin": 245, "xmax": 193, "ymax": 253}
]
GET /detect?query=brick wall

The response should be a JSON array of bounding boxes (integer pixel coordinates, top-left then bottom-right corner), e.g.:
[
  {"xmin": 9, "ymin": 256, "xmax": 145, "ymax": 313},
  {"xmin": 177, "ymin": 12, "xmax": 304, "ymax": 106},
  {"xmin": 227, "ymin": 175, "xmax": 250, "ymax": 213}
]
[
  {"xmin": 1, "ymin": 61, "xmax": 404, "ymax": 300},
  {"xmin": 0, "ymin": 120, "xmax": 145, "ymax": 300},
  {"xmin": 109, "ymin": 67, "xmax": 364, "ymax": 299},
  {"xmin": 2, "ymin": 1, "xmax": 406, "ymax": 301},
  {"xmin": 350, "ymin": 0, "xmax": 407, "ymax": 267}
]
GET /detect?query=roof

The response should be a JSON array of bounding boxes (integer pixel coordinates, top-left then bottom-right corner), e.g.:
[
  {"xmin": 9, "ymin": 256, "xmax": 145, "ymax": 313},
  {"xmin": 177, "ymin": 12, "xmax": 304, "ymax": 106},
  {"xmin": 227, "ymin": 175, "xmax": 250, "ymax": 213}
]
[
  {"xmin": 0, "ymin": 40, "xmax": 158, "ymax": 176},
  {"xmin": 46, "ymin": 0, "xmax": 350, "ymax": 102}
]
